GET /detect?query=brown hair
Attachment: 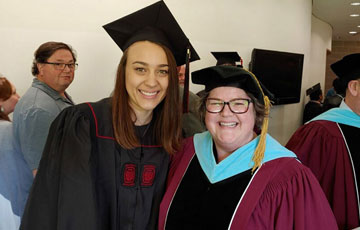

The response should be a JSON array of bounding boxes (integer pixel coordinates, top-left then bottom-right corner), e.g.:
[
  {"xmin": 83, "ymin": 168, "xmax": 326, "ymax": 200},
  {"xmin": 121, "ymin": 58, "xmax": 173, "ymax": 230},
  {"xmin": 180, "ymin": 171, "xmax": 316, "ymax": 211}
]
[
  {"xmin": 0, "ymin": 77, "xmax": 12, "ymax": 121},
  {"xmin": 32, "ymin": 41, "xmax": 77, "ymax": 76},
  {"xmin": 112, "ymin": 42, "xmax": 182, "ymax": 154},
  {"xmin": 198, "ymin": 89, "xmax": 266, "ymax": 129}
]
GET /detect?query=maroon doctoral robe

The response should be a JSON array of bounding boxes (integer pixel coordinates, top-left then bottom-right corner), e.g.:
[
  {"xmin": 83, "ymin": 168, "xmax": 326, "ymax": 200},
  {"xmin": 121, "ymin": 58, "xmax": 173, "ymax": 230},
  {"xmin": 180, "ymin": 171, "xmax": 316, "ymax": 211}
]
[
  {"xmin": 159, "ymin": 137, "xmax": 337, "ymax": 230},
  {"xmin": 287, "ymin": 120, "xmax": 360, "ymax": 230}
]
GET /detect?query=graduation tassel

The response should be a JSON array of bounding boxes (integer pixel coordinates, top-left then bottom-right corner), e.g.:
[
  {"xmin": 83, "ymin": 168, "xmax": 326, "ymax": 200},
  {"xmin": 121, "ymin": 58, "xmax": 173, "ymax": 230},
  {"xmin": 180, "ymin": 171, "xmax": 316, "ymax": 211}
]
[
  {"xmin": 182, "ymin": 45, "xmax": 191, "ymax": 113},
  {"xmin": 243, "ymin": 69, "xmax": 272, "ymax": 173},
  {"xmin": 251, "ymin": 95, "xmax": 270, "ymax": 173}
]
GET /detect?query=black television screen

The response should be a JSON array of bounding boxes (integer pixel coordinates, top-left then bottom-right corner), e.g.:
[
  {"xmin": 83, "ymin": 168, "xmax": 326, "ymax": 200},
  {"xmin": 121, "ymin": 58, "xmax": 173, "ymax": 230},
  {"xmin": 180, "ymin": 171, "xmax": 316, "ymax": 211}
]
[{"xmin": 249, "ymin": 48, "xmax": 304, "ymax": 105}]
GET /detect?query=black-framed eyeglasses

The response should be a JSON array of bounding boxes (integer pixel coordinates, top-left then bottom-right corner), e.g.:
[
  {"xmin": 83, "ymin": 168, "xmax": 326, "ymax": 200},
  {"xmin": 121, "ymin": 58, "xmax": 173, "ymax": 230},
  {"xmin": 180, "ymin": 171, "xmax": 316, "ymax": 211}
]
[
  {"xmin": 43, "ymin": 62, "xmax": 78, "ymax": 71},
  {"xmin": 206, "ymin": 98, "xmax": 252, "ymax": 114}
]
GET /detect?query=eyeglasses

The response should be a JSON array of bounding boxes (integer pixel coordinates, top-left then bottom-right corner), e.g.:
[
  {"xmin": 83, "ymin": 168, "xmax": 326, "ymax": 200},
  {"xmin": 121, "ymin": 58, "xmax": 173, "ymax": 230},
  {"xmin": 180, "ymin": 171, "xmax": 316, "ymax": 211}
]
[
  {"xmin": 43, "ymin": 62, "xmax": 78, "ymax": 71},
  {"xmin": 206, "ymin": 98, "xmax": 252, "ymax": 114}
]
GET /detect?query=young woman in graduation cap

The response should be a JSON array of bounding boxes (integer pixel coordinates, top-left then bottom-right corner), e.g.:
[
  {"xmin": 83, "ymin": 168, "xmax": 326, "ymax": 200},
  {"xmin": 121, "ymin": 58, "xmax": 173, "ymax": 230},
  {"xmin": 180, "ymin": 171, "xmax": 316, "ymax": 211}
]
[
  {"xmin": 159, "ymin": 66, "xmax": 338, "ymax": 229},
  {"xmin": 20, "ymin": 2, "xmax": 199, "ymax": 230}
]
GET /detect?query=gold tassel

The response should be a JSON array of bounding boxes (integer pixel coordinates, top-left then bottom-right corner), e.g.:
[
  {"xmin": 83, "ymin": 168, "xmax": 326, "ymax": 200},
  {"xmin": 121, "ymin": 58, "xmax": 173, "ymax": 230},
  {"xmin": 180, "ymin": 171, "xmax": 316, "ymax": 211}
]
[
  {"xmin": 251, "ymin": 95, "xmax": 270, "ymax": 173},
  {"xmin": 243, "ymin": 69, "xmax": 272, "ymax": 173}
]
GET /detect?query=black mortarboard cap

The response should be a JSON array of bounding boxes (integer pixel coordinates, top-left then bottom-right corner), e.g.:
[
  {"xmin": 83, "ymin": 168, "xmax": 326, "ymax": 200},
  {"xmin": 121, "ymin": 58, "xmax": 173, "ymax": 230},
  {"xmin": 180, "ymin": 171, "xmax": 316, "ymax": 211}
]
[
  {"xmin": 306, "ymin": 83, "xmax": 321, "ymax": 96},
  {"xmin": 103, "ymin": 1, "xmax": 200, "ymax": 66},
  {"xmin": 192, "ymin": 66, "xmax": 265, "ymax": 104},
  {"xmin": 211, "ymin": 52, "xmax": 241, "ymax": 66},
  {"xmin": 330, "ymin": 53, "xmax": 360, "ymax": 84}
]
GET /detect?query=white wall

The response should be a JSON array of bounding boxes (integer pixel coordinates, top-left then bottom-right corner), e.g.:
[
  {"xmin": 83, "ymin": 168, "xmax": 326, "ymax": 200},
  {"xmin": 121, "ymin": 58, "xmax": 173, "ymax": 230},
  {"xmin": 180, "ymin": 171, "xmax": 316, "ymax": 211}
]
[
  {"xmin": 307, "ymin": 16, "xmax": 332, "ymax": 100},
  {"xmin": 267, "ymin": 15, "xmax": 332, "ymax": 144},
  {"xmin": 0, "ymin": 0, "xmax": 332, "ymax": 144}
]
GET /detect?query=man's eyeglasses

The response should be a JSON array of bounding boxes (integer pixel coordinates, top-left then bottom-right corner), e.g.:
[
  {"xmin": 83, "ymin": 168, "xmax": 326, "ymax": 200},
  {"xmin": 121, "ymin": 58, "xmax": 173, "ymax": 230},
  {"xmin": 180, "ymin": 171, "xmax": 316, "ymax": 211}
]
[
  {"xmin": 43, "ymin": 62, "xmax": 78, "ymax": 71},
  {"xmin": 206, "ymin": 98, "xmax": 252, "ymax": 114}
]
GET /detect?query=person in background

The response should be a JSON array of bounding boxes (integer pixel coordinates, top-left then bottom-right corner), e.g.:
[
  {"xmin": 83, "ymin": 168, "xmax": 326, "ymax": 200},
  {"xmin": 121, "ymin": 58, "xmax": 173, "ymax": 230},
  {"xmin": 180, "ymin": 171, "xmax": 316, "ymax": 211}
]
[
  {"xmin": 302, "ymin": 83, "xmax": 324, "ymax": 124},
  {"xmin": 323, "ymin": 77, "xmax": 346, "ymax": 111},
  {"xmin": 0, "ymin": 77, "xmax": 19, "ymax": 121},
  {"xmin": 0, "ymin": 76, "xmax": 32, "ymax": 230},
  {"xmin": 20, "ymin": 1, "xmax": 199, "ymax": 229},
  {"xmin": 177, "ymin": 65, "xmax": 186, "ymax": 87},
  {"xmin": 325, "ymin": 84, "xmax": 336, "ymax": 98},
  {"xmin": 177, "ymin": 64, "xmax": 205, "ymax": 137},
  {"xmin": 286, "ymin": 53, "xmax": 360, "ymax": 229},
  {"xmin": 159, "ymin": 66, "xmax": 337, "ymax": 229},
  {"xmin": 13, "ymin": 41, "xmax": 76, "ymax": 177}
]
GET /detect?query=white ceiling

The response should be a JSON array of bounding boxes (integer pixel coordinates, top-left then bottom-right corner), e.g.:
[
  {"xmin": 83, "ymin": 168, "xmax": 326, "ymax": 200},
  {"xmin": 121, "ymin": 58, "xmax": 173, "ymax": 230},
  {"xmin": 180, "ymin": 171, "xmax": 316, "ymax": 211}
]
[{"xmin": 313, "ymin": 0, "xmax": 360, "ymax": 41}]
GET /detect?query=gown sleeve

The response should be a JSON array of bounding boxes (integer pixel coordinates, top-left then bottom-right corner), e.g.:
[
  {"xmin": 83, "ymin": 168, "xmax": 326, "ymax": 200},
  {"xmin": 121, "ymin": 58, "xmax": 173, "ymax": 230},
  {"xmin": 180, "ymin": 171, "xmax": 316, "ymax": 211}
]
[
  {"xmin": 20, "ymin": 106, "xmax": 98, "ymax": 230},
  {"xmin": 247, "ymin": 158, "xmax": 338, "ymax": 230},
  {"xmin": 286, "ymin": 121, "xmax": 359, "ymax": 229}
]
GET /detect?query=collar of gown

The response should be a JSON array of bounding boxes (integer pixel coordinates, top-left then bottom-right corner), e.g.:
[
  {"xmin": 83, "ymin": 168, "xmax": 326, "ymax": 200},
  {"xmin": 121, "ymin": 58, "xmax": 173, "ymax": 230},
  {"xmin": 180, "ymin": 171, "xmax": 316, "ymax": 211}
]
[
  {"xmin": 309, "ymin": 106, "xmax": 360, "ymax": 128},
  {"xmin": 193, "ymin": 131, "xmax": 296, "ymax": 184}
]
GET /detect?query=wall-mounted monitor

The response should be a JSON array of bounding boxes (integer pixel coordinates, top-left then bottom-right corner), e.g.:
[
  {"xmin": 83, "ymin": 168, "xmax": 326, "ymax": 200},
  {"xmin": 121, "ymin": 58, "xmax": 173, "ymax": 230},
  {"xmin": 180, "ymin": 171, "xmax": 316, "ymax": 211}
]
[{"xmin": 249, "ymin": 48, "xmax": 304, "ymax": 105}]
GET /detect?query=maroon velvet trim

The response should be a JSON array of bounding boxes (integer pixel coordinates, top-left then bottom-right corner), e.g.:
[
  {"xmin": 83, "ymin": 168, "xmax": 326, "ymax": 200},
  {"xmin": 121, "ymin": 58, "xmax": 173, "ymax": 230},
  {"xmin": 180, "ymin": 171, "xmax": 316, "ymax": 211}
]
[{"xmin": 86, "ymin": 102, "xmax": 115, "ymax": 140}]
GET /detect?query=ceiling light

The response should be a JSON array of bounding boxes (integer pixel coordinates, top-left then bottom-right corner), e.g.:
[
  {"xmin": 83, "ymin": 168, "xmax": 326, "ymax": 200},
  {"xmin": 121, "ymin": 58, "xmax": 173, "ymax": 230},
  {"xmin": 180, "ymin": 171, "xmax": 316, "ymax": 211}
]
[
  {"xmin": 349, "ymin": 31, "xmax": 358, "ymax": 34},
  {"xmin": 357, "ymin": 25, "xmax": 360, "ymax": 28},
  {"xmin": 350, "ymin": 14, "xmax": 360, "ymax": 17},
  {"xmin": 351, "ymin": 2, "xmax": 360, "ymax": 5}
]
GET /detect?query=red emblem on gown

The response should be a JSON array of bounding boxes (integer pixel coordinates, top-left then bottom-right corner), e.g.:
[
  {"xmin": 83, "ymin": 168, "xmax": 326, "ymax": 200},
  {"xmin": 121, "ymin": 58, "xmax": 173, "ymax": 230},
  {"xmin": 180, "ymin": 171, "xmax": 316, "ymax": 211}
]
[
  {"xmin": 141, "ymin": 164, "xmax": 156, "ymax": 186},
  {"xmin": 123, "ymin": 163, "xmax": 136, "ymax": 186}
]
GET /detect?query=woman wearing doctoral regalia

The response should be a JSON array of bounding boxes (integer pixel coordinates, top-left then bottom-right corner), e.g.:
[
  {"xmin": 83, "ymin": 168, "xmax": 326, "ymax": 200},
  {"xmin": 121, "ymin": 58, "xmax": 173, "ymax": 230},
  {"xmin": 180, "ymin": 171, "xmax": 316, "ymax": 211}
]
[{"xmin": 159, "ymin": 66, "xmax": 337, "ymax": 229}]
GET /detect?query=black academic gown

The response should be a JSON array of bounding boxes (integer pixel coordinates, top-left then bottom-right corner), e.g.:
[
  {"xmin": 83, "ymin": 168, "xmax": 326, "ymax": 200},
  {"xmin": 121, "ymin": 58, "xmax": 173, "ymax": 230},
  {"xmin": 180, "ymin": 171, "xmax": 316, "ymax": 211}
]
[{"xmin": 21, "ymin": 98, "xmax": 170, "ymax": 230}]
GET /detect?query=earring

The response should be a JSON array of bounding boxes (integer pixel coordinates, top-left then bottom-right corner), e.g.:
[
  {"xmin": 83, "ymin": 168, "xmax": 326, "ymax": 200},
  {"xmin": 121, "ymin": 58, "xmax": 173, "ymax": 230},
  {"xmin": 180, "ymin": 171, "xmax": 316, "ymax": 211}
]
[{"xmin": 0, "ymin": 106, "xmax": 4, "ymax": 113}]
